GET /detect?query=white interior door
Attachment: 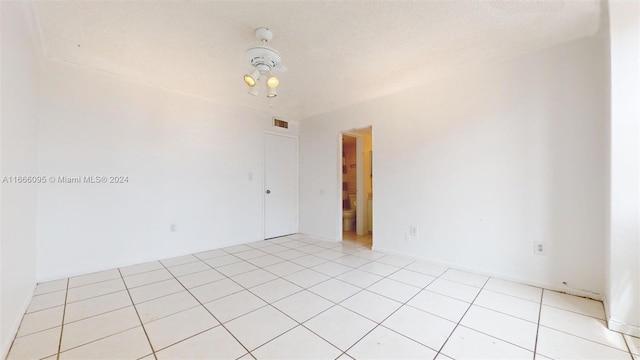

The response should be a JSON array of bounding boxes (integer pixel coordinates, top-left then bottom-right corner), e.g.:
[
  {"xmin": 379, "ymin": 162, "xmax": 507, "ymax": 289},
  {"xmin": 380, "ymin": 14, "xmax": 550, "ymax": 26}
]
[{"xmin": 264, "ymin": 133, "xmax": 298, "ymax": 239}]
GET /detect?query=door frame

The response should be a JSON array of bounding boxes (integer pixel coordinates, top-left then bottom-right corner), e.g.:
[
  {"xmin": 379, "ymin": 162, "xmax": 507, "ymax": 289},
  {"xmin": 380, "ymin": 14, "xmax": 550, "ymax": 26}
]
[
  {"xmin": 263, "ymin": 131, "xmax": 299, "ymax": 240},
  {"xmin": 337, "ymin": 126, "xmax": 373, "ymax": 242}
]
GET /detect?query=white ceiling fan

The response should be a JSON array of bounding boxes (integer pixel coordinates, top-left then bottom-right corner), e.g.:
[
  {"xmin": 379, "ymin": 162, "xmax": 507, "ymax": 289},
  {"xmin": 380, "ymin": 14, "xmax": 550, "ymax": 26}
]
[{"xmin": 243, "ymin": 27, "xmax": 287, "ymax": 98}]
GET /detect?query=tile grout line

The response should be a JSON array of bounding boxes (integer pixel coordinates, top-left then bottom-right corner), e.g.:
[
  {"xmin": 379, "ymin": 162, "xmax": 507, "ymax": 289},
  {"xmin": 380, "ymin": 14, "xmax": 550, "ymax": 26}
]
[
  {"xmin": 623, "ymin": 334, "xmax": 635, "ymax": 359},
  {"xmin": 533, "ymin": 288, "xmax": 544, "ymax": 359},
  {"xmin": 192, "ymin": 237, "xmax": 388, "ymax": 356},
  {"xmin": 333, "ymin": 260, "xmax": 442, "ymax": 357},
  {"xmin": 156, "ymin": 261, "xmax": 257, "ymax": 360},
  {"xmin": 117, "ymin": 268, "xmax": 158, "ymax": 360},
  {"xmin": 433, "ymin": 276, "xmax": 491, "ymax": 358},
  {"xmin": 55, "ymin": 278, "xmax": 69, "ymax": 360}
]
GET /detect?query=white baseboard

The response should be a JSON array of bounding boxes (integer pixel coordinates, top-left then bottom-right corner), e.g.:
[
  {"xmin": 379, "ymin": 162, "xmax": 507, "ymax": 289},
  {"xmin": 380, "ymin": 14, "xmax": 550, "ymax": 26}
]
[
  {"xmin": 372, "ymin": 245, "xmax": 603, "ymax": 301},
  {"xmin": 602, "ymin": 296, "xmax": 640, "ymax": 337},
  {"xmin": 2, "ymin": 283, "xmax": 37, "ymax": 359}
]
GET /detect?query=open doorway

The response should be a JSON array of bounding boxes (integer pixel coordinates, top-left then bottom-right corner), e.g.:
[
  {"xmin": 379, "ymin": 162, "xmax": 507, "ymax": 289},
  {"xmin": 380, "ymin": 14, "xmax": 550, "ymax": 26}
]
[{"xmin": 341, "ymin": 127, "xmax": 372, "ymax": 248}]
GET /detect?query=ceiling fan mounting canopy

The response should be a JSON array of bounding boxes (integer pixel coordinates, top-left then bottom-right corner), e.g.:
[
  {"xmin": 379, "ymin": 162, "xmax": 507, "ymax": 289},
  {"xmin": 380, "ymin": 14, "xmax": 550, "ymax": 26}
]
[{"xmin": 245, "ymin": 28, "xmax": 286, "ymax": 73}]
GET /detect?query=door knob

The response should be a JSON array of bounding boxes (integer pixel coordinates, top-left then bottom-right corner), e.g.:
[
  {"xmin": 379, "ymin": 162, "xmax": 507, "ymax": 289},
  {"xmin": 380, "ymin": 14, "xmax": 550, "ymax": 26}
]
[{"xmin": 266, "ymin": 190, "xmax": 271, "ymax": 194}]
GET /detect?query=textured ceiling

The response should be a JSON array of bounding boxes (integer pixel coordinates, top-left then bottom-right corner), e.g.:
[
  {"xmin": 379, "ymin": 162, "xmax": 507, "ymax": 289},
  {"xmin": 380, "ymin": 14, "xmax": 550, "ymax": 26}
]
[{"xmin": 32, "ymin": 1, "xmax": 601, "ymax": 121}]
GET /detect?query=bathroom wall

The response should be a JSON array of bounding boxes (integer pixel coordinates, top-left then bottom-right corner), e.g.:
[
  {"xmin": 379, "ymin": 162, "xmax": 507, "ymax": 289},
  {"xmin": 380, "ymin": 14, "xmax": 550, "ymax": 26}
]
[{"xmin": 343, "ymin": 140, "xmax": 357, "ymax": 196}]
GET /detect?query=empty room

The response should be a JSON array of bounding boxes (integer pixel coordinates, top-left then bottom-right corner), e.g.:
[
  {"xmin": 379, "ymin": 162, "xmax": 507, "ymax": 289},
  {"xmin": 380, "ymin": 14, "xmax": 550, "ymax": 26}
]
[{"xmin": 2, "ymin": 0, "xmax": 639, "ymax": 359}]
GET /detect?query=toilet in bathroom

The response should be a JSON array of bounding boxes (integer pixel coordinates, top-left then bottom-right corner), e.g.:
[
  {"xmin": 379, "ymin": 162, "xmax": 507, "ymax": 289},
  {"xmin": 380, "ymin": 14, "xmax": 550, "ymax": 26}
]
[{"xmin": 343, "ymin": 194, "xmax": 356, "ymax": 232}]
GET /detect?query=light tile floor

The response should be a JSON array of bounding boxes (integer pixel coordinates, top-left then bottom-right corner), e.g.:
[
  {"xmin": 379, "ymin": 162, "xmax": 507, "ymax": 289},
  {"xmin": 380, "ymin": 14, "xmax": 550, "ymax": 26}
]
[{"xmin": 7, "ymin": 234, "xmax": 639, "ymax": 360}]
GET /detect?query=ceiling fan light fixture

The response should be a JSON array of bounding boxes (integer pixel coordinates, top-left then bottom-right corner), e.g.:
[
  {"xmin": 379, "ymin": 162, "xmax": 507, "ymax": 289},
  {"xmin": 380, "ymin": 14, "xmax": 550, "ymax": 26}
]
[
  {"xmin": 266, "ymin": 75, "xmax": 279, "ymax": 88},
  {"xmin": 248, "ymin": 87, "xmax": 259, "ymax": 96},
  {"xmin": 243, "ymin": 69, "xmax": 260, "ymax": 87},
  {"xmin": 266, "ymin": 86, "xmax": 277, "ymax": 98}
]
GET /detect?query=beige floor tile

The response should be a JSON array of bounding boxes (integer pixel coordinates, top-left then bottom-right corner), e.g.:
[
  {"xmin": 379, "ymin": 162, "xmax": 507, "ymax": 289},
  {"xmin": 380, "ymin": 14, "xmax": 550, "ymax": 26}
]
[
  {"xmin": 204, "ymin": 290, "xmax": 267, "ymax": 323},
  {"xmin": 347, "ymin": 326, "xmax": 438, "ymax": 360},
  {"xmin": 283, "ymin": 269, "xmax": 330, "ymax": 288},
  {"xmin": 304, "ymin": 306, "xmax": 376, "ymax": 351},
  {"xmin": 460, "ymin": 305, "xmax": 537, "ymax": 351},
  {"xmin": 189, "ymin": 278, "xmax": 244, "ymax": 303},
  {"xmin": 407, "ymin": 290, "xmax": 470, "ymax": 323},
  {"xmin": 388, "ymin": 268, "xmax": 436, "ymax": 288},
  {"xmin": 383, "ymin": 305, "xmax": 456, "ymax": 350},
  {"xmin": 358, "ymin": 262, "xmax": 399, "ymax": 277},
  {"xmin": 66, "ymin": 278, "xmax": 126, "ymax": 303},
  {"xmin": 128, "ymin": 278, "xmax": 184, "ymax": 304},
  {"xmin": 136, "ymin": 291, "xmax": 200, "ymax": 323},
  {"xmin": 246, "ymin": 254, "xmax": 286, "ymax": 267},
  {"xmin": 376, "ymin": 254, "xmax": 415, "ymax": 268},
  {"xmin": 64, "ymin": 290, "xmax": 132, "ymax": 323},
  {"xmin": 308, "ymin": 278, "xmax": 360, "ymax": 303},
  {"xmin": 34, "ymin": 279, "xmax": 68, "ymax": 295},
  {"xmin": 367, "ymin": 278, "xmax": 421, "ymax": 303},
  {"xmin": 230, "ymin": 269, "xmax": 278, "ymax": 288},
  {"xmin": 333, "ymin": 255, "xmax": 371, "ymax": 268},
  {"xmin": 160, "ymin": 254, "xmax": 199, "ymax": 267},
  {"xmin": 61, "ymin": 306, "xmax": 140, "ymax": 351},
  {"xmin": 223, "ymin": 244, "xmax": 253, "ymax": 254},
  {"xmin": 626, "ymin": 334, "xmax": 640, "ymax": 356},
  {"xmin": 536, "ymin": 326, "xmax": 630, "ymax": 360},
  {"xmin": 119, "ymin": 261, "xmax": 164, "ymax": 277},
  {"xmin": 156, "ymin": 326, "xmax": 246, "ymax": 360},
  {"xmin": 224, "ymin": 305, "xmax": 297, "ymax": 350},
  {"xmin": 484, "ymin": 278, "xmax": 542, "ymax": 303},
  {"xmin": 336, "ymin": 268, "xmax": 383, "ymax": 288},
  {"xmin": 176, "ymin": 269, "xmax": 225, "ymax": 289},
  {"xmin": 263, "ymin": 261, "xmax": 305, "ymax": 276},
  {"xmin": 123, "ymin": 269, "xmax": 173, "ymax": 288},
  {"xmin": 250, "ymin": 278, "xmax": 303, "ymax": 303},
  {"xmin": 193, "ymin": 249, "xmax": 227, "ymax": 260},
  {"xmin": 272, "ymin": 290, "xmax": 334, "ymax": 322},
  {"xmin": 203, "ymin": 254, "xmax": 243, "ymax": 267},
  {"xmin": 441, "ymin": 326, "xmax": 533, "ymax": 359},
  {"xmin": 405, "ymin": 261, "xmax": 448, "ymax": 277},
  {"xmin": 440, "ymin": 269, "xmax": 489, "ymax": 288},
  {"xmin": 144, "ymin": 306, "xmax": 218, "ymax": 351},
  {"xmin": 68, "ymin": 269, "xmax": 121, "ymax": 288},
  {"xmin": 7, "ymin": 326, "xmax": 61, "ymax": 360},
  {"xmin": 252, "ymin": 326, "xmax": 341, "ymax": 360},
  {"xmin": 233, "ymin": 249, "xmax": 268, "ymax": 260},
  {"xmin": 340, "ymin": 290, "xmax": 403, "ymax": 323},
  {"xmin": 474, "ymin": 289, "xmax": 540, "ymax": 323},
  {"xmin": 17, "ymin": 305, "xmax": 64, "ymax": 337},
  {"xmin": 215, "ymin": 261, "xmax": 259, "ymax": 277},
  {"xmin": 166, "ymin": 261, "xmax": 209, "ymax": 277},
  {"xmin": 542, "ymin": 290, "xmax": 605, "ymax": 320},
  {"xmin": 27, "ymin": 290, "xmax": 66, "ymax": 313},
  {"xmin": 540, "ymin": 305, "xmax": 627, "ymax": 351},
  {"xmin": 59, "ymin": 326, "xmax": 151, "ymax": 359},
  {"xmin": 426, "ymin": 278, "xmax": 480, "ymax": 303},
  {"xmin": 311, "ymin": 261, "xmax": 353, "ymax": 277}
]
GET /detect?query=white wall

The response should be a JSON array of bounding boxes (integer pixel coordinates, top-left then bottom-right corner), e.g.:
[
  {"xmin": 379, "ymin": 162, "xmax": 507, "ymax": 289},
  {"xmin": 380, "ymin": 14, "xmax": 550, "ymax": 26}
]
[
  {"xmin": 606, "ymin": 0, "xmax": 640, "ymax": 337},
  {"xmin": 1, "ymin": 2, "xmax": 41, "ymax": 356},
  {"xmin": 36, "ymin": 60, "xmax": 295, "ymax": 281},
  {"xmin": 300, "ymin": 33, "xmax": 609, "ymax": 296}
]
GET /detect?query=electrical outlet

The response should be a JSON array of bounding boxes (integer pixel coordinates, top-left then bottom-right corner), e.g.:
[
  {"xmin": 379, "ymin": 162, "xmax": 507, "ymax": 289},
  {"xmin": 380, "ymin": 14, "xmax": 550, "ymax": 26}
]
[
  {"xmin": 170, "ymin": 224, "xmax": 177, "ymax": 232},
  {"xmin": 534, "ymin": 242, "xmax": 545, "ymax": 255},
  {"xmin": 410, "ymin": 225, "xmax": 417, "ymax": 237}
]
